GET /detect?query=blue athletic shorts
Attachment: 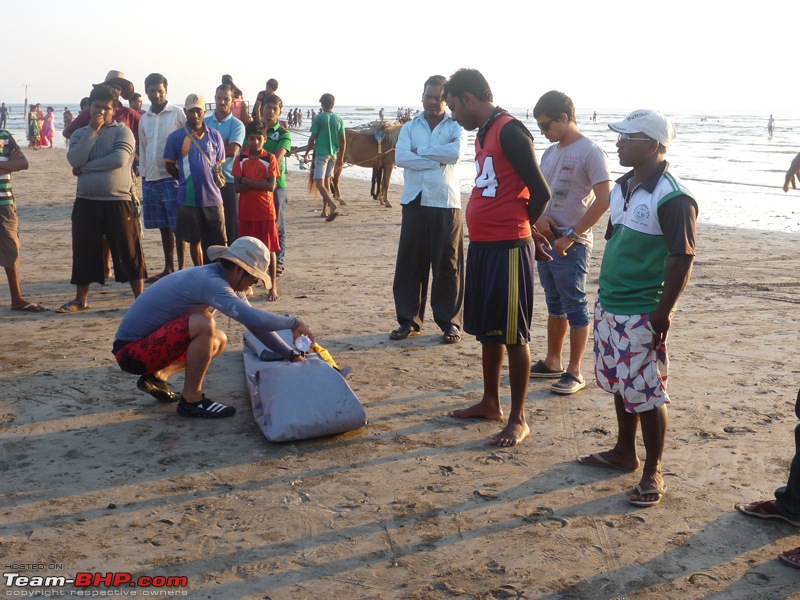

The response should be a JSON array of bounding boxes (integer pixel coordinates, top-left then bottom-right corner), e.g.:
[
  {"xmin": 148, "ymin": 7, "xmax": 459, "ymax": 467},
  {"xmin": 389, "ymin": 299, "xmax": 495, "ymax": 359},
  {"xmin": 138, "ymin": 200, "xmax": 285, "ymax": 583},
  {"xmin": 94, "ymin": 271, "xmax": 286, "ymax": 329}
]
[{"xmin": 464, "ymin": 239, "xmax": 535, "ymax": 345}]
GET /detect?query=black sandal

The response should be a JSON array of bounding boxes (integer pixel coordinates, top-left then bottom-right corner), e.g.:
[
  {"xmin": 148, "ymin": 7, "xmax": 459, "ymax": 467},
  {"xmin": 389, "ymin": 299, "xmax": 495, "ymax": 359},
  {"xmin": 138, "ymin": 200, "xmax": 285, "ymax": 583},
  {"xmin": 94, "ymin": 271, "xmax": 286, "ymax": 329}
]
[
  {"xmin": 442, "ymin": 325, "xmax": 461, "ymax": 344},
  {"xmin": 389, "ymin": 324, "xmax": 419, "ymax": 340}
]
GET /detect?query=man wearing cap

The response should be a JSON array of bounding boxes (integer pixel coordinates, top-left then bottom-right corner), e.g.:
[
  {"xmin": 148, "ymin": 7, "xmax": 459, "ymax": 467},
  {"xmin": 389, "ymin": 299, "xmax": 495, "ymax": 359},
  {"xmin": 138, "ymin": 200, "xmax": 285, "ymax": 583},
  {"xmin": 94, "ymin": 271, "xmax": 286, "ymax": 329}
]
[
  {"xmin": 139, "ymin": 73, "xmax": 187, "ymax": 283},
  {"xmin": 577, "ymin": 110, "xmax": 698, "ymax": 508},
  {"xmin": 204, "ymin": 84, "xmax": 245, "ymax": 244},
  {"xmin": 164, "ymin": 93, "xmax": 227, "ymax": 266},
  {"xmin": 113, "ymin": 236, "xmax": 315, "ymax": 418},
  {"xmin": 63, "ymin": 70, "xmax": 140, "ymax": 145}
]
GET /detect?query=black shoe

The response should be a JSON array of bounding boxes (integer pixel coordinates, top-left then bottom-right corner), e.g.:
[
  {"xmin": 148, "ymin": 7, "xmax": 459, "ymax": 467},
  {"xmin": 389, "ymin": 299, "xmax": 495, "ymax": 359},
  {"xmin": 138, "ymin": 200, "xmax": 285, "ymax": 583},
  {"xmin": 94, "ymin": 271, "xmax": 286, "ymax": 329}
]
[
  {"xmin": 176, "ymin": 395, "xmax": 236, "ymax": 418},
  {"xmin": 137, "ymin": 374, "xmax": 178, "ymax": 403}
]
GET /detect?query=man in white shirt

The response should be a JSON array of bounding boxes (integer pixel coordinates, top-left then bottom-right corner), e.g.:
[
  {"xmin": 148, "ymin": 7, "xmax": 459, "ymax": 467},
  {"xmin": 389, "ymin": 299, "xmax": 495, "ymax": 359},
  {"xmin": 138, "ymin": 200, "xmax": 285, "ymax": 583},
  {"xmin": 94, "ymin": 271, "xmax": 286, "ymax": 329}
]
[
  {"xmin": 139, "ymin": 73, "xmax": 187, "ymax": 282},
  {"xmin": 390, "ymin": 75, "xmax": 465, "ymax": 344}
]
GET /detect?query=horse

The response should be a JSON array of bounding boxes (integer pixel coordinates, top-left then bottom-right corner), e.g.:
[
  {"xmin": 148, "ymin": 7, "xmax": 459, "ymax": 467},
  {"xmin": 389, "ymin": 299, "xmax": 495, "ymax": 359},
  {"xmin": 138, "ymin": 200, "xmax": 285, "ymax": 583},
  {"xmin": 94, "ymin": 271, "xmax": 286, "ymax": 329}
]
[
  {"xmin": 333, "ymin": 122, "xmax": 402, "ymax": 208},
  {"xmin": 304, "ymin": 121, "xmax": 402, "ymax": 208}
]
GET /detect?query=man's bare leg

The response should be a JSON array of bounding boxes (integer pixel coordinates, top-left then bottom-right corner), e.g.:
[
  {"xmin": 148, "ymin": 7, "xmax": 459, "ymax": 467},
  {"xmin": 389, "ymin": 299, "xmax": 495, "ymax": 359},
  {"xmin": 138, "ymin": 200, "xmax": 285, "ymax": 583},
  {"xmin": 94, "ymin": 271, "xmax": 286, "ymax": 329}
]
[
  {"xmin": 450, "ymin": 342, "xmax": 505, "ymax": 421},
  {"xmin": 181, "ymin": 312, "xmax": 227, "ymax": 403},
  {"xmin": 567, "ymin": 324, "xmax": 590, "ymax": 379},
  {"xmin": 176, "ymin": 239, "xmax": 187, "ymax": 271},
  {"xmin": 188, "ymin": 241, "xmax": 203, "ymax": 267},
  {"xmin": 5, "ymin": 266, "xmax": 41, "ymax": 309},
  {"xmin": 542, "ymin": 315, "xmax": 567, "ymax": 371},
  {"xmin": 129, "ymin": 278, "xmax": 144, "ymax": 299},
  {"xmin": 630, "ymin": 405, "xmax": 668, "ymax": 503},
  {"xmin": 490, "ymin": 343, "xmax": 531, "ymax": 447},
  {"xmin": 579, "ymin": 393, "xmax": 641, "ymax": 470},
  {"xmin": 158, "ymin": 227, "xmax": 175, "ymax": 275}
]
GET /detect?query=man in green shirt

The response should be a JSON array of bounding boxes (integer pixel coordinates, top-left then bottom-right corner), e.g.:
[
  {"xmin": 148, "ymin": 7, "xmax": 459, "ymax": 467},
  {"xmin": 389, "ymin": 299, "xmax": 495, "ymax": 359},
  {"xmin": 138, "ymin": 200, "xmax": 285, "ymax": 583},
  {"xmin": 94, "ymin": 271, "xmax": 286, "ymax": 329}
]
[{"xmin": 303, "ymin": 93, "xmax": 345, "ymax": 222}]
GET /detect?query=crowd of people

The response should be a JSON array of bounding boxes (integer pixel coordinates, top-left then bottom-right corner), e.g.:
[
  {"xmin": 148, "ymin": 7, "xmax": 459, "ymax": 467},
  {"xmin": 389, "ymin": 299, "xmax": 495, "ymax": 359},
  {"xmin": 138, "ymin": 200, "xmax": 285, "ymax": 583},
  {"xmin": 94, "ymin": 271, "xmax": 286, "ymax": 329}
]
[{"xmin": 1, "ymin": 67, "xmax": 799, "ymax": 571}]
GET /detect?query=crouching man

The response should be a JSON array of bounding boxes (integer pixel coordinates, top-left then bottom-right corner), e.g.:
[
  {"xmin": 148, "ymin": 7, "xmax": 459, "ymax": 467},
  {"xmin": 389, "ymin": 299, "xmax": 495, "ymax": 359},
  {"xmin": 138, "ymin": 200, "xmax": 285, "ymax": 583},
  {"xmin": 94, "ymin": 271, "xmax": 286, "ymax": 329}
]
[{"xmin": 112, "ymin": 236, "xmax": 315, "ymax": 418}]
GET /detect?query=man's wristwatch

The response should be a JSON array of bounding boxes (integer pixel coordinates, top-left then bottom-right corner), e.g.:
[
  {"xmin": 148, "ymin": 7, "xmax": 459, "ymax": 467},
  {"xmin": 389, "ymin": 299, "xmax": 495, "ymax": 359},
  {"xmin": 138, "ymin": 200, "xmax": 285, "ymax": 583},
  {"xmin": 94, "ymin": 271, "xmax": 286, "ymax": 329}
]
[
  {"xmin": 288, "ymin": 349, "xmax": 303, "ymax": 362},
  {"xmin": 564, "ymin": 227, "xmax": 580, "ymax": 242}
]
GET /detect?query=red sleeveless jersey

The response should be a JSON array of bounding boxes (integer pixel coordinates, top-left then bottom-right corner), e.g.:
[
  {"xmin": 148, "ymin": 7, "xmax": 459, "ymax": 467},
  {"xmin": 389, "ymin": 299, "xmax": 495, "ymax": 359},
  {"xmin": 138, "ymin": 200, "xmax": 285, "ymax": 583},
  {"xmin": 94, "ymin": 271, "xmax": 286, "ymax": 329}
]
[{"xmin": 465, "ymin": 114, "xmax": 531, "ymax": 242}]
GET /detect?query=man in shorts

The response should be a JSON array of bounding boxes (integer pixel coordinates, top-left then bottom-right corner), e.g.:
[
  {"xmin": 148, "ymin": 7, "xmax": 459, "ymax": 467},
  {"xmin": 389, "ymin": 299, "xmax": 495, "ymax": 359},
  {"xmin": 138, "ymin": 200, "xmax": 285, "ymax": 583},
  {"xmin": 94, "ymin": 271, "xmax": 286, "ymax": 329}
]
[
  {"xmin": 530, "ymin": 90, "xmax": 612, "ymax": 394},
  {"xmin": 578, "ymin": 110, "xmax": 697, "ymax": 508},
  {"xmin": 303, "ymin": 93, "xmax": 346, "ymax": 222},
  {"xmin": 139, "ymin": 73, "xmax": 186, "ymax": 283},
  {"xmin": 444, "ymin": 68, "xmax": 552, "ymax": 447},
  {"xmin": 164, "ymin": 94, "xmax": 226, "ymax": 266},
  {"xmin": 0, "ymin": 129, "xmax": 46, "ymax": 312},
  {"xmin": 113, "ymin": 236, "xmax": 315, "ymax": 419},
  {"xmin": 58, "ymin": 85, "xmax": 146, "ymax": 313}
]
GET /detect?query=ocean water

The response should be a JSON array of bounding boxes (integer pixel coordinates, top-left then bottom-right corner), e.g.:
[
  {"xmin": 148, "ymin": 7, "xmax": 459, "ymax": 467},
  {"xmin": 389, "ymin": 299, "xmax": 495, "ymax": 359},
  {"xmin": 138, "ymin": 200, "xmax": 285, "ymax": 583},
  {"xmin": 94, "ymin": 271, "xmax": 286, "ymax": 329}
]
[{"xmin": 5, "ymin": 103, "xmax": 799, "ymax": 232}]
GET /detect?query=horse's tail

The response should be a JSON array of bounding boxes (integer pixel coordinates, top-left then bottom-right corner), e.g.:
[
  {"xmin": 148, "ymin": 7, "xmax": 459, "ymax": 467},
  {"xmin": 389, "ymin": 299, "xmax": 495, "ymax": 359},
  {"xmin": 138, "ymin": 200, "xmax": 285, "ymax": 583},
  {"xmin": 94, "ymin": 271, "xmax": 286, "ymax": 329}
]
[{"xmin": 307, "ymin": 161, "xmax": 316, "ymax": 196}]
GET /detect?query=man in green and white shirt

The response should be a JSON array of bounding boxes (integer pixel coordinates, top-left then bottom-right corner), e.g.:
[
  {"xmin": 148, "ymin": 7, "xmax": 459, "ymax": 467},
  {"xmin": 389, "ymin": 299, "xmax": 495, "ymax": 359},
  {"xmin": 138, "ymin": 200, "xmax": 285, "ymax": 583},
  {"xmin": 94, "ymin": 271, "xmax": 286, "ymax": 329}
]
[{"xmin": 579, "ymin": 110, "xmax": 698, "ymax": 510}]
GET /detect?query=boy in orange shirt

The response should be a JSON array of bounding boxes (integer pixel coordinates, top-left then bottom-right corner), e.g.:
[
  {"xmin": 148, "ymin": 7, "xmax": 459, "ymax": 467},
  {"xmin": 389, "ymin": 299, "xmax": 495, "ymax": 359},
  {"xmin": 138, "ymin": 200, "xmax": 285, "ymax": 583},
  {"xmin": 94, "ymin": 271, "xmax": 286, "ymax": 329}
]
[{"xmin": 233, "ymin": 121, "xmax": 280, "ymax": 300}]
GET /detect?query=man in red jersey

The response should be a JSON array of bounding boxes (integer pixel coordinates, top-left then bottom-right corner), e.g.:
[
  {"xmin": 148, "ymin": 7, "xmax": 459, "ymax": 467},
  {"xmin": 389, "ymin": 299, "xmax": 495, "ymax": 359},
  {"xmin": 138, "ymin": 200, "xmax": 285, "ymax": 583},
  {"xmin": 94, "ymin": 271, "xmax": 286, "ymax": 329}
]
[{"xmin": 445, "ymin": 68, "xmax": 551, "ymax": 447}]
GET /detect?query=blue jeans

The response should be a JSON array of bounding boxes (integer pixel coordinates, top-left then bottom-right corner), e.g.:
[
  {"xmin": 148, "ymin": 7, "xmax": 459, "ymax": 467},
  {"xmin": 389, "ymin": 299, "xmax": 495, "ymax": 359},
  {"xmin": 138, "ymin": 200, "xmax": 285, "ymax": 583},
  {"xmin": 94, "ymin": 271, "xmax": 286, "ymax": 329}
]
[
  {"xmin": 274, "ymin": 186, "xmax": 287, "ymax": 265},
  {"xmin": 536, "ymin": 242, "xmax": 590, "ymax": 328},
  {"xmin": 775, "ymin": 389, "xmax": 800, "ymax": 519}
]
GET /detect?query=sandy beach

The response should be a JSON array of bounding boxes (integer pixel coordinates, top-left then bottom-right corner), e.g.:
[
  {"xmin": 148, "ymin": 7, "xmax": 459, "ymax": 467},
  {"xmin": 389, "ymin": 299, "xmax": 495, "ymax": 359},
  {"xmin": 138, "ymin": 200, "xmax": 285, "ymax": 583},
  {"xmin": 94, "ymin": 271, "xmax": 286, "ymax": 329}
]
[{"xmin": 2, "ymin": 147, "xmax": 799, "ymax": 599}]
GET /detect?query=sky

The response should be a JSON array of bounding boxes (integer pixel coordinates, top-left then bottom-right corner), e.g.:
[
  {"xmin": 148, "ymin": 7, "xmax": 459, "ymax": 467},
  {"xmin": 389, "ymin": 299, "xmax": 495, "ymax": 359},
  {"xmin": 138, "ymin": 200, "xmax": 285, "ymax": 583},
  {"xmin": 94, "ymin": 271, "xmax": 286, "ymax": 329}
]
[{"xmin": 2, "ymin": 0, "xmax": 797, "ymax": 114}]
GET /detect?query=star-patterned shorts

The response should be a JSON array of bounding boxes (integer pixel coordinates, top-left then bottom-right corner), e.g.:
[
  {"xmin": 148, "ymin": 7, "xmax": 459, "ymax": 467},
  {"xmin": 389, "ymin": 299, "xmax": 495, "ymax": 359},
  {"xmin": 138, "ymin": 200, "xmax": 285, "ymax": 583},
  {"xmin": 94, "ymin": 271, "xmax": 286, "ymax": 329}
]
[{"xmin": 593, "ymin": 299, "xmax": 670, "ymax": 413}]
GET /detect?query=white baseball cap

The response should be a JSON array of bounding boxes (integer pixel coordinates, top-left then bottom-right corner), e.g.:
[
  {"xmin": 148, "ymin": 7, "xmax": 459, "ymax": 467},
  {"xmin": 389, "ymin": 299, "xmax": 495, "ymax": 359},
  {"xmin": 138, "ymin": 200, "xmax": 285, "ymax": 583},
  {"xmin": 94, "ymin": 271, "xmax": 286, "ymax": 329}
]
[
  {"xmin": 208, "ymin": 236, "xmax": 271, "ymax": 288},
  {"xmin": 609, "ymin": 109, "xmax": 676, "ymax": 148},
  {"xmin": 183, "ymin": 93, "xmax": 206, "ymax": 111}
]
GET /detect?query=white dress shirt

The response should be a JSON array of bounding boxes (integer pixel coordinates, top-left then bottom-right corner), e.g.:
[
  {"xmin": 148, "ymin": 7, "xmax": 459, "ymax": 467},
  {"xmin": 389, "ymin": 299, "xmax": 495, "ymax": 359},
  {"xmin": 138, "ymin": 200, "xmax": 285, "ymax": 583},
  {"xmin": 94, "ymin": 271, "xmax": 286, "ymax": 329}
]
[{"xmin": 395, "ymin": 113, "xmax": 464, "ymax": 208}]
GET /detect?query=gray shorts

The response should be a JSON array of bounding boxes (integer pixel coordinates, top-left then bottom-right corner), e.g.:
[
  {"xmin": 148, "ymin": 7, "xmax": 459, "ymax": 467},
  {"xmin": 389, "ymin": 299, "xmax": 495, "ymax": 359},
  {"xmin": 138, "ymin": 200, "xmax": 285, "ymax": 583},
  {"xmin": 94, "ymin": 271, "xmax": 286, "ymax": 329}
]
[
  {"xmin": 0, "ymin": 204, "xmax": 20, "ymax": 268},
  {"xmin": 313, "ymin": 154, "xmax": 336, "ymax": 179}
]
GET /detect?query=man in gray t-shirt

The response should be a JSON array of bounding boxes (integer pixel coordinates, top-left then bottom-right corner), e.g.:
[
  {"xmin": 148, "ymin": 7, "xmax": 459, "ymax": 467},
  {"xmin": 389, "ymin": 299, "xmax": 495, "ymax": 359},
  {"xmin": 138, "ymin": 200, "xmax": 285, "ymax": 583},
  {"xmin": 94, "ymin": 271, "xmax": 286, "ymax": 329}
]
[
  {"xmin": 530, "ymin": 91, "xmax": 611, "ymax": 395},
  {"xmin": 57, "ymin": 85, "xmax": 146, "ymax": 314}
]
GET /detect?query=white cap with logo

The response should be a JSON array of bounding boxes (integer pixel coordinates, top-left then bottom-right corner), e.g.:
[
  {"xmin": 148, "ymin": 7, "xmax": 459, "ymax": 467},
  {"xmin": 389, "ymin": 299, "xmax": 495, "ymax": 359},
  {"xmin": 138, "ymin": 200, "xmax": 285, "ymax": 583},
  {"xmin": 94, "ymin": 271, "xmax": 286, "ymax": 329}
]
[{"xmin": 609, "ymin": 109, "xmax": 676, "ymax": 148}]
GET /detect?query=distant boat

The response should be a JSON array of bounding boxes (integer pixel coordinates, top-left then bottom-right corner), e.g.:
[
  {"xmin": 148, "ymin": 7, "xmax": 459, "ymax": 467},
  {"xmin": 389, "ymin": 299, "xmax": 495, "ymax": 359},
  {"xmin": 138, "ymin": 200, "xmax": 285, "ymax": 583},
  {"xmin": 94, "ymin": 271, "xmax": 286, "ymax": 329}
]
[{"xmin": 355, "ymin": 108, "xmax": 374, "ymax": 111}]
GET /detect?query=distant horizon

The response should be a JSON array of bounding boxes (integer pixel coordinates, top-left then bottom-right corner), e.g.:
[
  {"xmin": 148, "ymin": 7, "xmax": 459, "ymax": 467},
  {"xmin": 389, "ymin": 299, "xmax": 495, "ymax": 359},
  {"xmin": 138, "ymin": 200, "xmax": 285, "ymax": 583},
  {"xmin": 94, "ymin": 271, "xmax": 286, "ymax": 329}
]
[{"xmin": 1, "ymin": 101, "xmax": 795, "ymax": 119}]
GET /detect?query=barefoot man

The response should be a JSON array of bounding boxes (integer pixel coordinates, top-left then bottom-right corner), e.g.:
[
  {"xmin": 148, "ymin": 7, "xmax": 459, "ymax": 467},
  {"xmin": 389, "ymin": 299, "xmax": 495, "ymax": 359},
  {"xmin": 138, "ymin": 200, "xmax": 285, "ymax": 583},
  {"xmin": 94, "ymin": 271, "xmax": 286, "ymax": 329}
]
[
  {"xmin": 444, "ymin": 68, "xmax": 552, "ymax": 447},
  {"xmin": 578, "ymin": 110, "xmax": 697, "ymax": 508}
]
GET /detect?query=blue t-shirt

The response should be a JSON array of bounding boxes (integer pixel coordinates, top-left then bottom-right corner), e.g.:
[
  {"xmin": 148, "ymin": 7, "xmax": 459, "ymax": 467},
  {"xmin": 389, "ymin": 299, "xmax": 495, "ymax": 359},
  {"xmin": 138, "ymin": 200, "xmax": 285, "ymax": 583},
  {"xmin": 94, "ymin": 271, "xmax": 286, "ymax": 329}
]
[
  {"xmin": 204, "ymin": 112, "xmax": 245, "ymax": 182},
  {"xmin": 115, "ymin": 262, "xmax": 297, "ymax": 357},
  {"xmin": 163, "ymin": 126, "xmax": 226, "ymax": 207}
]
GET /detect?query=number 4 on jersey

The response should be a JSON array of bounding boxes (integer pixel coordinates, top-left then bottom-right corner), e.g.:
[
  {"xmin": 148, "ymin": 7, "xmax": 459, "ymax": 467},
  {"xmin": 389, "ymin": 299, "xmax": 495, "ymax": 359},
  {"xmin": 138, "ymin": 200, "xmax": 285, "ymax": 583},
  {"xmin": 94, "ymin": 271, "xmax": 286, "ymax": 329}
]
[{"xmin": 474, "ymin": 156, "xmax": 497, "ymax": 198}]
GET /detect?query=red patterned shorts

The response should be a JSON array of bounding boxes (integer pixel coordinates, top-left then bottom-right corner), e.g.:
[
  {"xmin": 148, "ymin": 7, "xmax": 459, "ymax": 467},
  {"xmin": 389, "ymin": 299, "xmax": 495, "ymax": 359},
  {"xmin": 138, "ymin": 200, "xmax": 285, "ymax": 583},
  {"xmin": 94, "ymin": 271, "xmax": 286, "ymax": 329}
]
[{"xmin": 114, "ymin": 314, "xmax": 192, "ymax": 375}]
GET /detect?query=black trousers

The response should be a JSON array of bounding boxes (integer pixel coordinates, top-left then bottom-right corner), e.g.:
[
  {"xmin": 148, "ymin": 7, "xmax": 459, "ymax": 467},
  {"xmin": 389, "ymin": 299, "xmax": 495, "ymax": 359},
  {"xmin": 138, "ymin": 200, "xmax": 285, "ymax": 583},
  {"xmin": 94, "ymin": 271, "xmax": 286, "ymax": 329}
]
[
  {"xmin": 775, "ymin": 388, "xmax": 800, "ymax": 518},
  {"xmin": 392, "ymin": 196, "xmax": 464, "ymax": 332}
]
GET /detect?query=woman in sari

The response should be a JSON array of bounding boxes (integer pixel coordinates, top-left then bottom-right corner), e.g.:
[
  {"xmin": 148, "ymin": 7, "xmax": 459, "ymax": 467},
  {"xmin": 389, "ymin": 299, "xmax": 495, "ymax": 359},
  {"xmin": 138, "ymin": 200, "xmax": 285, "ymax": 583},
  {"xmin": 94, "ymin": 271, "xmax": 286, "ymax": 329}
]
[
  {"xmin": 27, "ymin": 105, "xmax": 40, "ymax": 149},
  {"xmin": 39, "ymin": 106, "xmax": 55, "ymax": 148}
]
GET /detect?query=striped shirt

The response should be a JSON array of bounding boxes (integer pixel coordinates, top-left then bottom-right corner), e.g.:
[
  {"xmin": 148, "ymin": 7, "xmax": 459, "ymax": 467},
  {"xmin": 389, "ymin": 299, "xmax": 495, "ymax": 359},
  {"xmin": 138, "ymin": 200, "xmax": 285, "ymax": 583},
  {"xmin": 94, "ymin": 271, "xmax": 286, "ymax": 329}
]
[{"xmin": 0, "ymin": 130, "xmax": 21, "ymax": 205}]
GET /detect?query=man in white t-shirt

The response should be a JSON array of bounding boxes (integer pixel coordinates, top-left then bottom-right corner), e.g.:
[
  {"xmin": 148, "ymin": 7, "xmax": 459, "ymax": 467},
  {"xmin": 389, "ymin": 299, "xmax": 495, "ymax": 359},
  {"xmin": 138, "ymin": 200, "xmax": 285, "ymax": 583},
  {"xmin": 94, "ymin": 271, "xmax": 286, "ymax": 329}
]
[
  {"xmin": 530, "ymin": 90, "xmax": 612, "ymax": 395},
  {"xmin": 139, "ymin": 73, "xmax": 187, "ymax": 283}
]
